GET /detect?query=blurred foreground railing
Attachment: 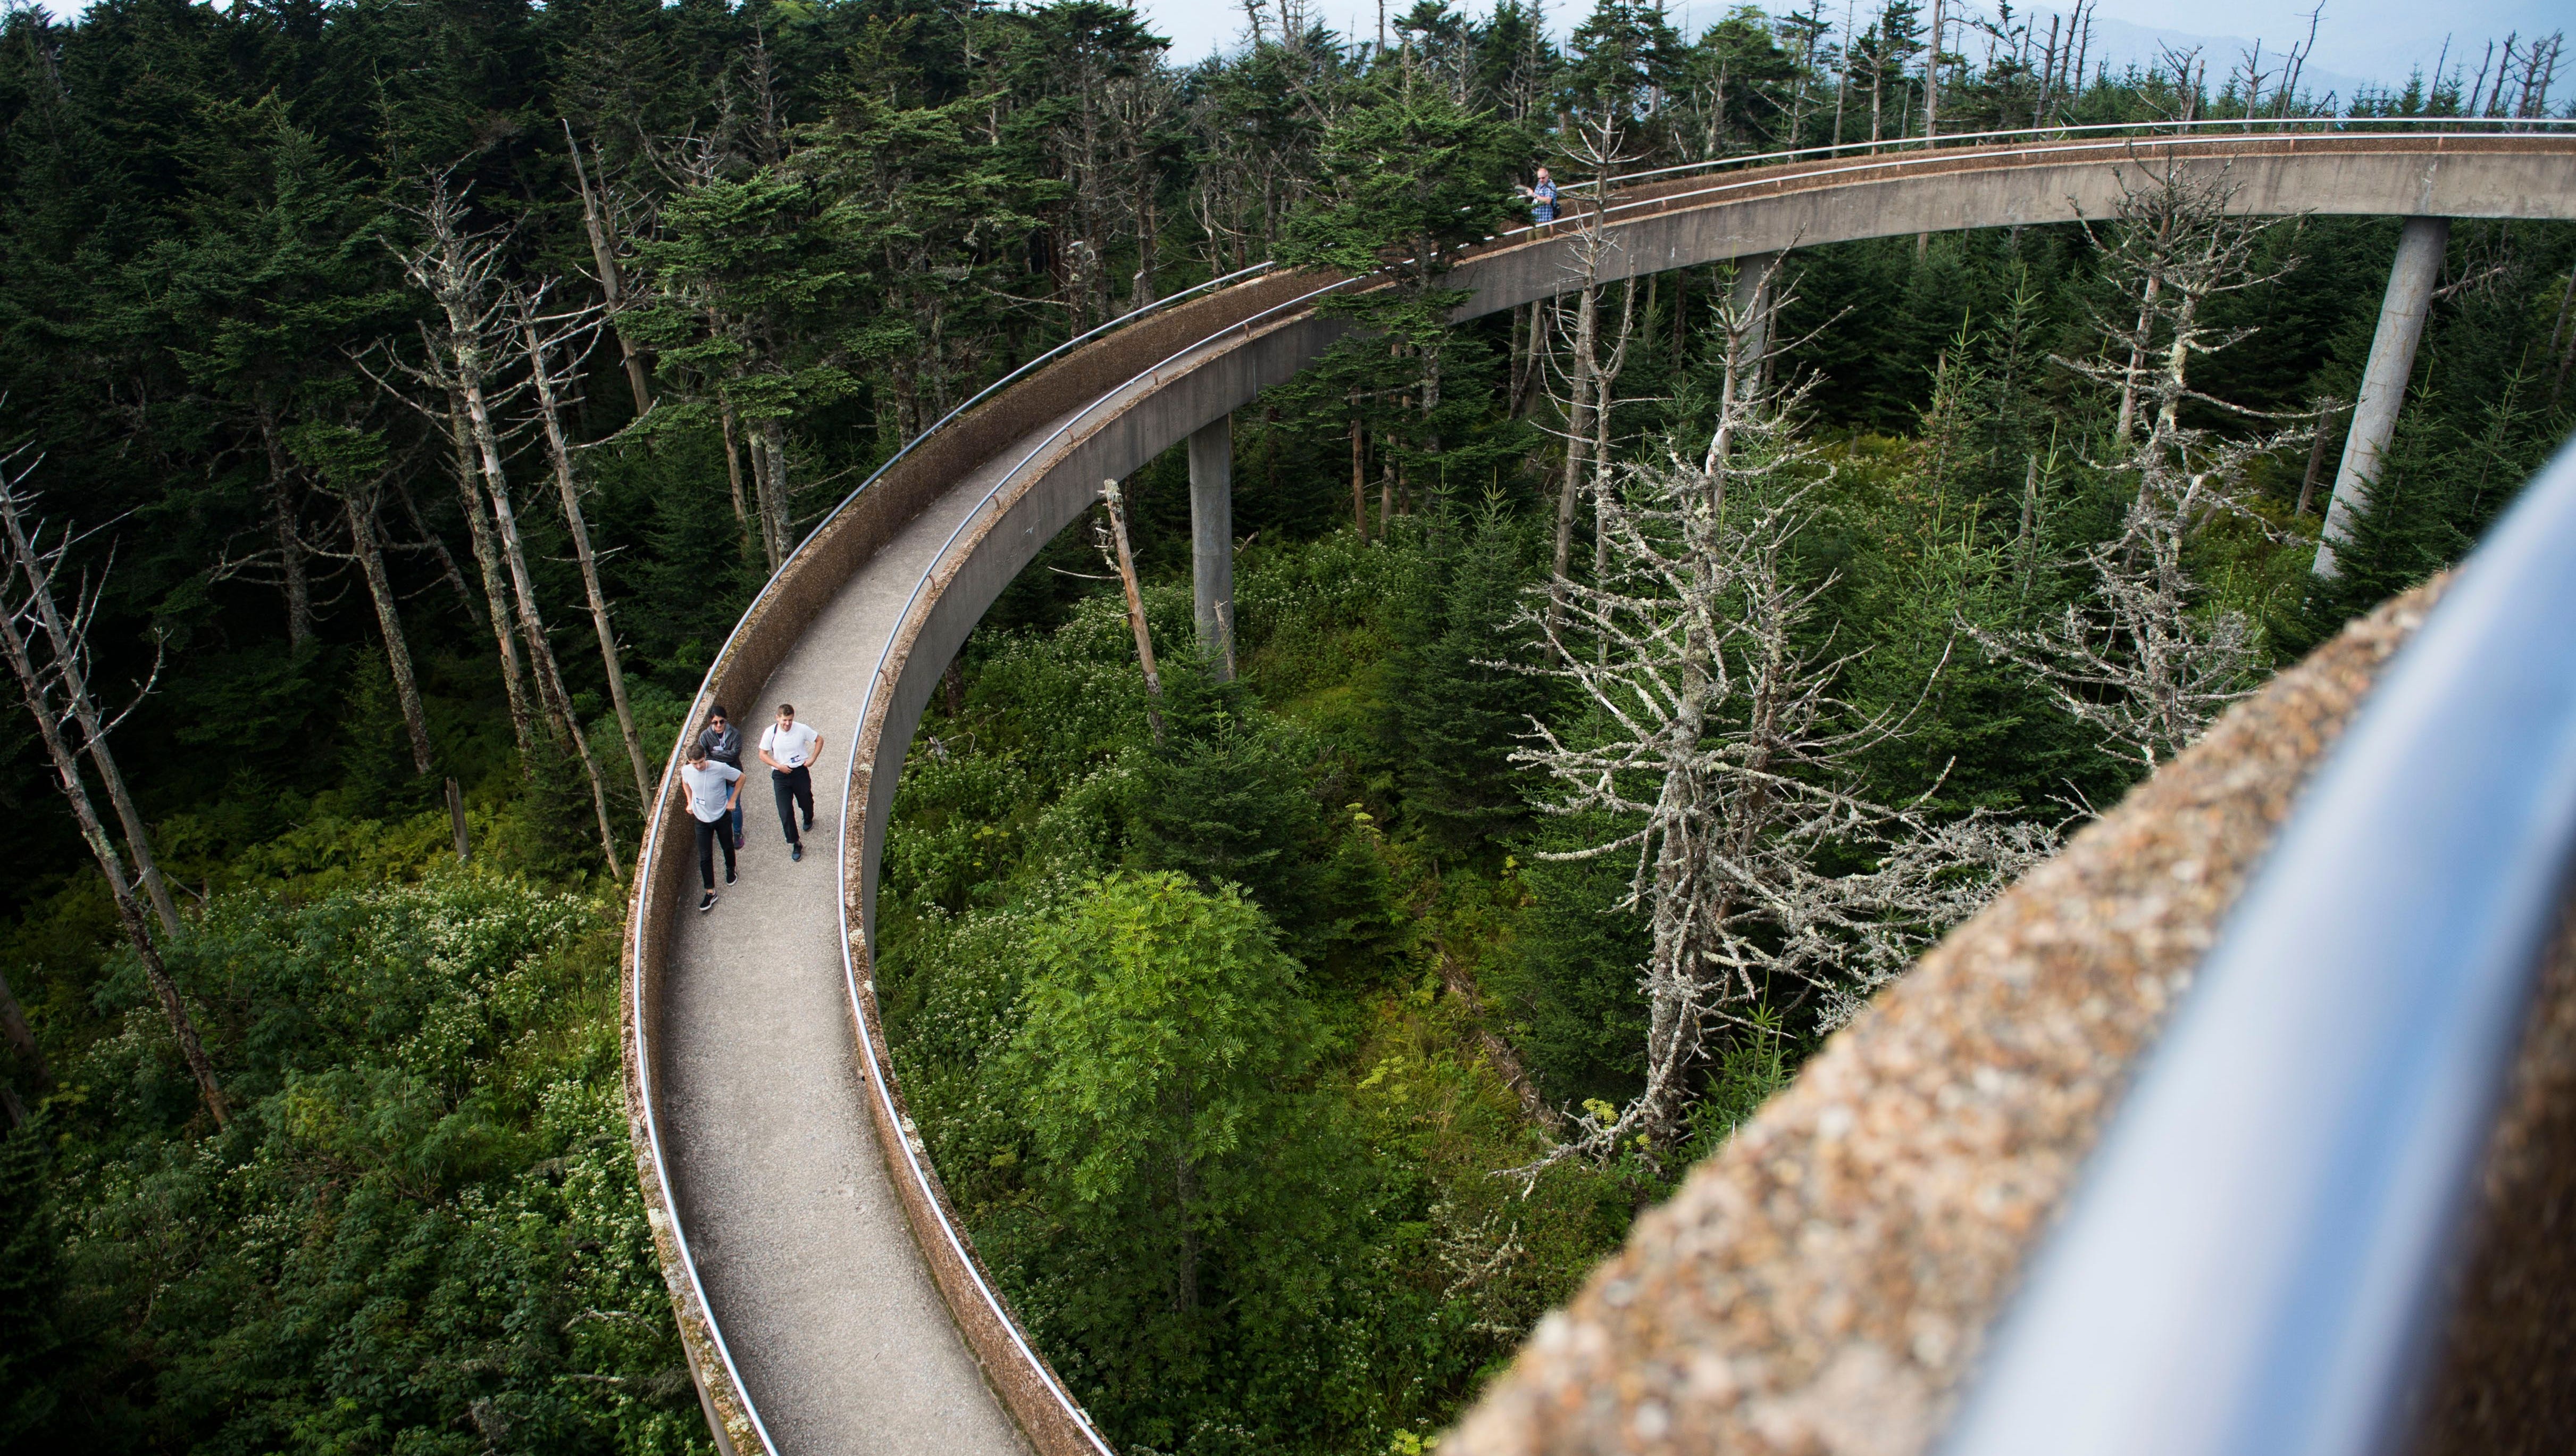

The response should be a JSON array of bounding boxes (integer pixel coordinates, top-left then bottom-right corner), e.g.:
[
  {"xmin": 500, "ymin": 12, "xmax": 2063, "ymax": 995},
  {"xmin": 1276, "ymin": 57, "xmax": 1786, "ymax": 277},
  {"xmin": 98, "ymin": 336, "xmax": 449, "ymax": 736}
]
[{"xmin": 1949, "ymin": 437, "xmax": 2576, "ymax": 1456}]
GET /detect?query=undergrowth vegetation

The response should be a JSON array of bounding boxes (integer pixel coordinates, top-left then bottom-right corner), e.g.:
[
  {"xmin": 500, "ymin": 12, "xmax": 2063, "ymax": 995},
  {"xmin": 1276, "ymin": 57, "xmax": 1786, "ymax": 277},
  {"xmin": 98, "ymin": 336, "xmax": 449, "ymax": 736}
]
[{"xmin": 3, "ymin": 868, "xmax": 705, "ymax": 1453}]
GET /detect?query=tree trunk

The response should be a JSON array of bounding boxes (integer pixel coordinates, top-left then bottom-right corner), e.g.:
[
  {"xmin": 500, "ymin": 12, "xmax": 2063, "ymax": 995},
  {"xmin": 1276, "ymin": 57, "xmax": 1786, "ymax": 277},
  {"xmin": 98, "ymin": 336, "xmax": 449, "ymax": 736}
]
[
  {"xmin": 447, "ymin": 388, "xmax": 537, "ymax": 764},
  {"xmin": 0, "ymin": 606, "xmax": 224, "ymax": 1126},
  {"xmin": 345, "ymin": 485, "xmax": 436, "ymax": 776},
  {"xmin": 2296, "ymin": 397, "xmax": 2341, "ymax": 517},
  {"xmin": 1172, "ymin": 1142, "xmax": 1200, "ymax": 1313},
  {"xmin": 2115, "ymin": 269, "xmax": 2162, "ymax": 444},
  {"xmin": 720, "ymin": 392, "xmax": 751, "ymax": 540},
  {"xmin": 523, "ymin": 311, "xmax": 654, "ymax": 809},
  {"xmin": 1593, "ymin": 281, "xmax": 1638, "ymax": 577},
  {"xmin": 1349, "ymin": 404, "xmax": 1368, "ymax": 540},
  {"xmin": 2018, "ymin": 454, "xmax": 2044, "ymax": 596},
  {"xmin": 1508, "ymin": 301, "xmax": 1529, "ymax": 413},
  {"xmin": 745, "ymin": 422, "xmax": 788, "ymax": 573},
  {"xmin": 758, "ymin": 415, "xmax": 792, "ymax": 569},
  {"xmin": 1099, "ymin": 478, "xmax": 1165, "ymax": 745},
  {"xmin": 395, "ymin": 476, "xmax": 483, "ymax": 623},
  {"xmin": 255, "ymin": 409, "xmax": 315, "ymax": 651},
  {"xmin": 1549, "ymin": 285, "xmax": 1601, "ymax": 648},
  {"xmin": 461, "ymin": 373, "xmax": 627, "ymax": 881},
  {"xmin": 0, "ymin": 488, "xmax": 182, "ymax": 934},
  {"xmin": 447, "ymin": 777, "xmax": 471, "ymax": 862},
  {"xmin": 0, "ymin": 965, "xmax": 53, "ymax": 1096},
  {"xmin": 565, "ymin": 124, "xmax": 654, "ymax": 417},
  {"xmin": 1597, "ymin": 276, "xmax": 1638, "ymax": 520}
]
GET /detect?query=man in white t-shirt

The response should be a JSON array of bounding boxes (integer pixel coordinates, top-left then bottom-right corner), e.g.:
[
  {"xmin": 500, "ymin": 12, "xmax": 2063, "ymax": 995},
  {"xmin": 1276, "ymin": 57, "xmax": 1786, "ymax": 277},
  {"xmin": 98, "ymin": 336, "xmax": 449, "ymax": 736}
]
[
  {"xmin": 680, "ymin": 744, "xmax": 742, "ymax": 912},
  {"xmin": 758, "ymin": 702, "xmax": 824, "ymax": 863}
]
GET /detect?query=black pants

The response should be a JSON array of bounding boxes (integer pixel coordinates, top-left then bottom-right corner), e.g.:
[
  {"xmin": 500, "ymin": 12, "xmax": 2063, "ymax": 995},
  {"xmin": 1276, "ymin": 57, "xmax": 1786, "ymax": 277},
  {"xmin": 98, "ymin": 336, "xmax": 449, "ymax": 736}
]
[
  {"xmin": 695, "ymin": 813, "xmax": 736, "ymax": 889},
  {"xmin": 772, "ymin": 766, "xmax": 814, "ymax": 846}
]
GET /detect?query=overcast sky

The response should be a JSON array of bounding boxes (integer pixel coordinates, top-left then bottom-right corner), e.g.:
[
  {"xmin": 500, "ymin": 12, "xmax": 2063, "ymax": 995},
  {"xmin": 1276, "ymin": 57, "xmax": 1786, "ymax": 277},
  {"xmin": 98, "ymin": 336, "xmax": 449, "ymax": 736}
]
[
  {"xmin": 1136, "ymin": 0, "xmax": 2565, "ymax": 95},
  {"xmin": 19, "ymin": 0, "xmax": 2561, "ymax": 99}
]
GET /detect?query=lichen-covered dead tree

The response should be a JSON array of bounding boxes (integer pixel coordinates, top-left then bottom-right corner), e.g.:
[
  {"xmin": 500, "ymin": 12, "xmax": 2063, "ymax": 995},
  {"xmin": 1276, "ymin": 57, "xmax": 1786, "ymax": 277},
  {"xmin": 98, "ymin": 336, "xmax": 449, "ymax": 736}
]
[
  {"xmin": 1978, "ymin": 161, "xmax": 2303, "ymax": 769},
  {"xmin": 1511, "ymin": 274, "xmax": 2052, "ymax": 1171},
  {"xmin": 1539, "ymin": 110, "xmax": 1644, "ymax": 652}
]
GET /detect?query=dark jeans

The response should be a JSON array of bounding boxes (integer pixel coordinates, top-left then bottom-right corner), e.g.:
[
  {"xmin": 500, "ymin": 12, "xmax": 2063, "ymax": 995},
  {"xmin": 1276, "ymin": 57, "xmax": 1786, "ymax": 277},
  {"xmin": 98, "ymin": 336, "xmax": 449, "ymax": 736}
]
[
  {"xmin": 713, "ymin": 759, "xmax": 743, "ymax": 842},
  {"xmin": 772, "ymin": 766, "xmax": 814, "ymax": 846},
  {"xmin": 694, "ymin": 812, "xmax": 737, "ymax": 889}
]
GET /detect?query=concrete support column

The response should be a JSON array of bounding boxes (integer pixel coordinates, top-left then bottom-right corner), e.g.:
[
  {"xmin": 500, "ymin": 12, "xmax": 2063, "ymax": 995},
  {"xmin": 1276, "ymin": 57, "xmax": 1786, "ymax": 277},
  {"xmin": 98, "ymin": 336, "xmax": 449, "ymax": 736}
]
[
  {"xmin": 2315, "ymin": 216, "xmax": 2449, "ymax": 579},
  {"xmin": 1727, "ymin": 251, "xmax": 1781, "ymax": 403},
  {"xmin": 1187, "ymin": 413, "xmax": 1235, "ymax": 680}
]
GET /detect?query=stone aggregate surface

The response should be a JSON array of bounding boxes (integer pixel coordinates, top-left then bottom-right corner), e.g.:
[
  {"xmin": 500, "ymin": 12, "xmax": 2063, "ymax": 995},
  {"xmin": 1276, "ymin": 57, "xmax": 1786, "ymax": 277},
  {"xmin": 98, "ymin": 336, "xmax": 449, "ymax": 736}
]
[{"xmin": 1445, "ymin": 584, "xmax": 2444, "ymax": 1456}]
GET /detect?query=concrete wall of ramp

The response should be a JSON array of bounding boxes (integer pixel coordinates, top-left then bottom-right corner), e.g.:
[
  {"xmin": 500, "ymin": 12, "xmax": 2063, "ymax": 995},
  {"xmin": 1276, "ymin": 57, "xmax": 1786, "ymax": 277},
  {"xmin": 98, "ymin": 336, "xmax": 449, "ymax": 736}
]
[
  {"xmin": 623, "ymin": 132, "xmax": 2576, "ymax": 1456},
  {"xmin": 1461, "ymin": 135, "xmax": 2576, "ymax": 314}
]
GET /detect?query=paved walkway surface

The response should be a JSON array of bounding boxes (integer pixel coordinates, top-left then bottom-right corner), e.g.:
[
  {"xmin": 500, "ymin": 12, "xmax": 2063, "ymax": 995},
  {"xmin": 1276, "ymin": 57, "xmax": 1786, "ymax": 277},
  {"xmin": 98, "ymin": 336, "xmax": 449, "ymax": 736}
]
[{"xmin": 656, "ymin": 436, "xmax": 1040, "ymax": 1456}]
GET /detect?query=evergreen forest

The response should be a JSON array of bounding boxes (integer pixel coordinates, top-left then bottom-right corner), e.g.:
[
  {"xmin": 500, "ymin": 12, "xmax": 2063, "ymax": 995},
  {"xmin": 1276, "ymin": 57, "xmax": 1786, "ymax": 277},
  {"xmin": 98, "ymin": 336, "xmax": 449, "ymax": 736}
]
[{"xmin": 0, "ymin": 0, "xmax": 2570, "ymax": 1452}]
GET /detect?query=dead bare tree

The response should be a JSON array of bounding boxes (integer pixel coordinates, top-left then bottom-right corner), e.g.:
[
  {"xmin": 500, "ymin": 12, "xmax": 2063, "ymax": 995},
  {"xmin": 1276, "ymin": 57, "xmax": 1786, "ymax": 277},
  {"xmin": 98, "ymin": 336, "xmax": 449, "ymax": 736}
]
[
  {"xmin": 356, "ymin": 328, "xmax": 538, "ymax": 766},
  {"xmin": 1981, "ymin": 162, "xmax": 2303, "ymax": 769},
  {"xmin": 2087, "ymin": 159, "xmax": 2293, "ymax": 450},
  {"xmin": 1541, "ymin": 111, "xmax": 1644, "ymax": 651},
  {"xmin": 515, "ymin": 286, "xmax": 654, "ymax": 809},
  {"xmin": 1509, "ymin": 286, "xmax": 2049, "ymax": 1174},
  {"xmin": 0, "ymin": 453, "xmax": 181, "ymax": 935},
  {"xmin": 0, "ymin": 451, "xmax": 224, "ymax": 1126},
  {"xmin": 312, "ymin": 438, "xmax": 438, "ymax": 778},
  {"xmin": 1096, "ymin": 478, "xmax": 1166, "ymax": 745},
  {"xmin": 387, "ymin": 174, "xmax": 625, "ymax": 879},
  {"xmin": 564, "ymin": 120, "xmax": 655, "ymax": 417}
]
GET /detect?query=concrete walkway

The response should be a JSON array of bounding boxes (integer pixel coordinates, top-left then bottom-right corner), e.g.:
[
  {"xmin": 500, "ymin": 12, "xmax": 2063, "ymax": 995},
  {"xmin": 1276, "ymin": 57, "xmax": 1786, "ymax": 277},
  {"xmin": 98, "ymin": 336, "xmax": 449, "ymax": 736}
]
[{"xmin": 656, "ymin": 435, "xmax": 1041, "ymax": 1456}]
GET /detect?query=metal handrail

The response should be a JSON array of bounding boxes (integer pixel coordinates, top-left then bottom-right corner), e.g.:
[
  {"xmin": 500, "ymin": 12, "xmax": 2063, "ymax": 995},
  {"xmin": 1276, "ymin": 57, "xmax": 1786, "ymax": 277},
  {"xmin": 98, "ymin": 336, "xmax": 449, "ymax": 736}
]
[
  {"xmin": 625, "ymin": 258, "xmax": 1275, "ymax": 1456},
  {"xmin": 1947, "ymin": 438, "xmax": 2576, "ymax": 1456}
]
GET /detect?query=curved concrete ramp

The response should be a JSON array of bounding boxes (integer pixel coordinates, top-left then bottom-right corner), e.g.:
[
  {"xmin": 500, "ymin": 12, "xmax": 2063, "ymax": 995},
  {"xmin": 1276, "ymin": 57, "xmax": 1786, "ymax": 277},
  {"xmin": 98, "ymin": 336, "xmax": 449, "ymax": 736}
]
[
  {"xmin": 620, "ymin": 130, "xmax": 2576, "ymax": 1456},
  {"xmin": 645, "ymin": 424, "xmax": 1064, "ymax": 1455}
]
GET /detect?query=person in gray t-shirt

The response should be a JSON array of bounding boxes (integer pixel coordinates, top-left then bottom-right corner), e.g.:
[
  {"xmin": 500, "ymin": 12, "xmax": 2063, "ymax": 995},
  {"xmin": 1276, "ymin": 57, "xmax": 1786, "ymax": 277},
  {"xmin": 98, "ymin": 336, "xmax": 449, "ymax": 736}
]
[{"xmin": 680, "ymin": 746, "xmax": 742, "ymax": 912}]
